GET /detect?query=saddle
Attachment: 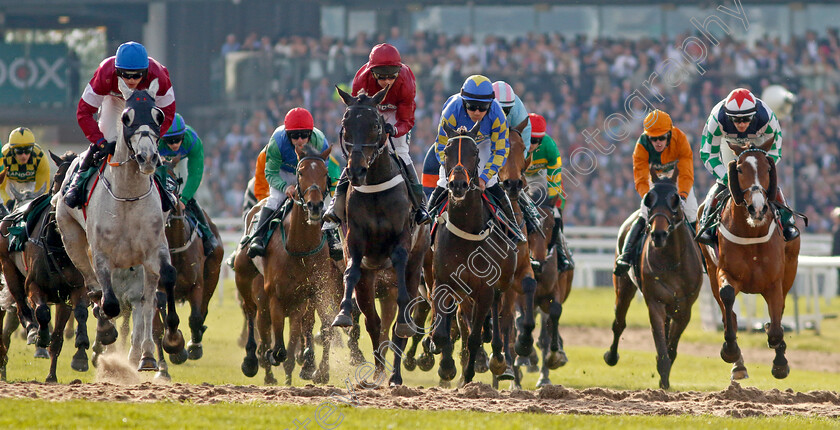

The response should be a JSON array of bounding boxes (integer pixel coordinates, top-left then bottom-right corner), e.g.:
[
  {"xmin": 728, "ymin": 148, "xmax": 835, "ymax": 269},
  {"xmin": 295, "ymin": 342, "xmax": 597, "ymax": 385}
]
[
  {"xmin": 74, "ymin": 161, "xmax": 177, "ymax": 212},
  {"xmin": 6, "ymin": 193, "xmax": 52, "ymax": 253}
]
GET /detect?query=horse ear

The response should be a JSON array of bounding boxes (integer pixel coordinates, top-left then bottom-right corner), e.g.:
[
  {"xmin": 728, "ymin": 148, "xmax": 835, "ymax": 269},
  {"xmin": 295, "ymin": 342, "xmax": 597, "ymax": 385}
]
[
  {"xmin": 336, "ymin": 85, "xmax": 354, "ymax": 106},
  {"xmin": 523, "ymin": 152, "xmax": 532, "ymax": 172},
  {"xmin": 371, "ymin": 85, "xmax": 389, "ymax": 105},
  {"xmin": 319, "ymin": 145, "xmax": 331, "ymax": 161},
  {"xmin": 513, "ymin": 118, "xmax": 528, "ymax": 134},
  {"xmin": 468, "ymin": 119, "xmax": 482, "ymax": 136},
  {"xmin": 726, "ymin": 138, "xmax": 745, "ymax": 156},
  {"xmin": 649, "ymin": 165, "xmax": 661, "ymax": 183},
  {"xmin": 118, "ymin": 77, "xmax": 132, "ymax": 99},
  {"xmin": 727, "ymin": 161, "xmax": 745, "ymax": 205},
  {"xmin": 671, "ymin": 163, "xmax": 680, "ymax": 185},
  {"xmin": 758, "ymin": 136, "xmax": 774, "ymax": 153},
  {"xmin": 49, "ymin": 150, "xmax": 63, "ymax": 167},
  {"xmin": 147, "ymin": 78, "xmax": 159, "ymax": 99},
  {"xmin": 442, "ymin": 121, "xmax": 456, "ymax": 137},
  {"xmin": 766, "ymin": 156, "xmax": 778, "ymax": 202}
]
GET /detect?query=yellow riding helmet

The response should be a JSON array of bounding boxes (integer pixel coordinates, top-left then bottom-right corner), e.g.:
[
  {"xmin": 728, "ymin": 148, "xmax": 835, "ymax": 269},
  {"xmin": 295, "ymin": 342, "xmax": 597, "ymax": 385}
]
[
  {"xmin": 643, "ymin": 110, "xmax": 672, "ymax": 137},
  {"xmin": 8, "ymin": 127, "xmax": 35, "ymax": 148}
]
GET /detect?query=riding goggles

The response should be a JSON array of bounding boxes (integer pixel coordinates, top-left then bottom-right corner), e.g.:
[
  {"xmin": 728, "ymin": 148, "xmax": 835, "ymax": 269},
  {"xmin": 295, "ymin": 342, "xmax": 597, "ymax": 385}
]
[
  {"xmin": 373, "ymin": 72, "xmax": 399, "ymax": 81},
  {"xmin": 117, "ymin": 69, "xmax": 146, "ymax": 80},
  {"xmin": 162, "ymin": 135, "xmax": 183, "ymax": 146},
  {"xmin": 649, "ymin": 132, "xmax": 670, "ymax": 142},
  {"xmin": 288, "ymin": 130, "xmax": 312, "ymax": 140},
  {"xmin": 464, "ymin": 101, "xmax": 490, "ymax": 112},
  {"xmin": 728, "ymin": 115, "xmax": 754, "ymax": 124},
  {"xmin": 13, "ymin": 147, "xmax": 32, "ymax": 155}
]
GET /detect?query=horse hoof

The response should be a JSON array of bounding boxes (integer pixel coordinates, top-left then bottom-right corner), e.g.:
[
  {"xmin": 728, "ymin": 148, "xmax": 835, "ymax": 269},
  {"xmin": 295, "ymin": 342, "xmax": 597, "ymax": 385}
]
[
  {"xmin": 604, "ymin": 351, "xmax": 619, "ymax": 366},
  {"xmin": 349, "ymin": 350, "xmax": 365, "ymax": 366},
  {"xmin": 154, "ymin": 371, "xmax": 171, "ymax": 381},
  {"xmin": 394, "ymin": 323, "xmax": 414, "ymax": 339},
  {"xmin": 97, "ymin": 325, "xmax": 118, "ymax": 346},
  {"xmin": 187, "ymin": 342, "xmax": 203, "ymax": 360},
  {"xmin": 417, "ymin": 353, "xmax": 435, "ymax": 372},
  {"xmin": 535, "ymin": 377, "xmax": 552, "ymax": 388},
  {"xmin": 488, "ymin": 353, "xmax": 507, "ymax": 376},
  {"xmin": 265, "ymin": 374, "xmax": 278, "ymax": 385},
  {"xmin": 270, "ymin": 348, "xmax": 287, "ymax": 366},
  {"xmin": 720, "ymin": 343, "xmax": 741, "ymax": 364},
  {"xmin": 26, "ymin": 327, "xmax": 38, "ymax": 345},
  {"xmin": 299, "ymin": 363, "xmax": 316, "ymax": 381},
  {"xmin": 659, "ymin": 380, "xmax": 670, "ymax": 390},
  {"xmin": 439, "ymin": 379, "xmax": 451, "ymax": 389},
  {"xmin": 772, "ymin": 364, "xmax": 790, "ymax": 379},
  {"xmin": 527, "ymin": 362, "xmax": 540, "ymax": 373},
  {"xmin": 514, "ymin": 337, "xmax": 533, "ymax": 358},
  {"xmin": 514, "ymin": 355, "xmax": 530, "ymax": 367},
  {"xmin": 497, "ymin": 368, "xmax": 515, "ymax": 381},
  {"xmin": 312, "ymin": 370, "xmax": 329, "ymax": 385},
  {"xmin": 46, "ymin": 375, "xmax": 58, "ymax": 383},
  {"xmin": 331, "ymin": 314, "xmax": 353, "ymax": 328},
  {"xmin": 71, "ymin": 357, "xmax": 89, "ymax": 373},
  {"xmin": 33, "ymin": 347, "xmax": 49, "ymax": 359},
  {"xmin": 169, "ymin": 348, "xmax": 189, "ymax": 365},
  {"xmin": 438, "ymin": 357, "xmax": 456, "ymax": 381},
  {"xmin": 241, "ymin": 355, "xmax": 259, "ymax": 378},
  {"xmin": 731, "ymin": 369, "xmax": 749, "ymax": 380},
  {"xmin": 163, "ymin": 329, "xmax": 186, "ymax": 355},
  {"xmin": 137, "ymin": 357, "xmax": 157, "ymax": 372},
  {"xmin": 547, "ymin": 351, "xmax": 568, "ymax": 369},
  {"xmin": 403, "ymin": 356, "xmax": 417, "ymax": 371}
]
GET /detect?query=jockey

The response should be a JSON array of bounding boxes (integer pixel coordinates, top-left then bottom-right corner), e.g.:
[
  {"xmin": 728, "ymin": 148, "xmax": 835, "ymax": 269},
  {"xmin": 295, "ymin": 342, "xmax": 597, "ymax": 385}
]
[
  {"xmin": 155, "ymin": 113, "xmax": 219, "ymax": 257},
  {"xmin": 492, "ymin": 81, "xmax": 541, "ymax": 234},
  {"xmin": 0, "ymin": 127, "xmax": 49, "ymax": 210},
  {"xmin": 323, "ymin": 42, "xmax": 430, "ymax": 232},
  {"xmin": 614, "ymin": 109, "xmax": 697, "ymax": 276},
  {"xmin": 696, "ymin": 88, "xmax": 797, "ymax": 244},
  {"xmin": 525, "ymin": 113, "xmax": 573, "ymax": 272},
  {"xmin": 64, "ymin": 41, "xmax": 176, "ymax": 209},
  {"xmin": 247, "ymin": 108, "xmax": 338, "ymax": 258},
  {"xmin": 427, "ymin": 74, "xmax": 523, "ymax": 242}
]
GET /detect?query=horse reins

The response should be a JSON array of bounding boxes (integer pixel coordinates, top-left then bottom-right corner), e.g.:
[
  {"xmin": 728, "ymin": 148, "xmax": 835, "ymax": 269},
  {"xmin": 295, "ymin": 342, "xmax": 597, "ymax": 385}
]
[
  {"xmin": 339, "ymin": 104, "xmax": 387, "ymax": 166},
  {"xmin": 446, "ymin": 135, "xmax": 479, "ymax": 190}
]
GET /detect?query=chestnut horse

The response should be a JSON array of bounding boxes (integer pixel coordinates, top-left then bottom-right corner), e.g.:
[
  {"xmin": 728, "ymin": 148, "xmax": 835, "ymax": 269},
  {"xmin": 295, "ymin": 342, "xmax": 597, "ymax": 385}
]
[
  {"xmin": 605, "ymin": 164, "xmax": 703, "ymax": 389},
  {"xmin": 699, "ymin": 137, "xmax": 799, "ymax": 380}
]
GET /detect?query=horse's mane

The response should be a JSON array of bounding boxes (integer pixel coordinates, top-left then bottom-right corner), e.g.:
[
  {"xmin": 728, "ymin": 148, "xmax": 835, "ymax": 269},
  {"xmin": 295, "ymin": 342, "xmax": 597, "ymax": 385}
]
[{"xmin": 298, "ymin": 144, "xmax": 321, "ymax": 158}]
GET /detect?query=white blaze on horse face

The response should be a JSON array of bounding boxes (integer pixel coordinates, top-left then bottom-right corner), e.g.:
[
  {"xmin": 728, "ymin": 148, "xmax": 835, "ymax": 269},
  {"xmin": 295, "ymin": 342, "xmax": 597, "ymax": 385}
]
[{"xmin": 743, "ymin": 155, "xmax": 767, "ymax": 225}]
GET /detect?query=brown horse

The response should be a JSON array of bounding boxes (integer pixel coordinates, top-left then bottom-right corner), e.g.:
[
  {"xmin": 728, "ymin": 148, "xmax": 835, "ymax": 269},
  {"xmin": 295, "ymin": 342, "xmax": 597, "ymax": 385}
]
[
  {"xmin": 496, "ymin": 126, "xmax": 537, "ymax": 389},
  {"xmin": 605, "ymin": 164, "xmax": 703, "ymax": 389},
  {"xmin": 332, "ymin": 86, "xmax": 429, "ymax": 387},
  {"xmin": 529, "ymin": 203, "xmax": 574, "ymax": 387},
  {"xmin": 260, "ymin": 145, "xmax": 341, "ymax": 385},
  {"xmin": 158, "ymin": 161, "xmax": 224, "ymax": 365},
  {"xmin": 0, "ymin": 151, "xmax": 91, "ymax": 382},
  {"xmin": 699, "ymin": 137, "xmax": 799, "ymax": 380},
  {"xmin": 429, "ymin": 122, "xmax": 517, "ymax": 385}
]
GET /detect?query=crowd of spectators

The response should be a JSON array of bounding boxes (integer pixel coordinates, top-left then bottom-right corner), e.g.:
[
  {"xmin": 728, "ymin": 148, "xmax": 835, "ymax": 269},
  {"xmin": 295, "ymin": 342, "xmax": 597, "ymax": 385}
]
[{"xmin": 194, "ymin": 28, "xmax": 840, "ymax": 234}]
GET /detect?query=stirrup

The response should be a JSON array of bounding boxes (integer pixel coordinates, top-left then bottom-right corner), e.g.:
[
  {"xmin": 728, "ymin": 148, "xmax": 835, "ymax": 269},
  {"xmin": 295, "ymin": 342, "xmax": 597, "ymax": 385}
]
[
  {"xmin": 415, "ymin": 208, "xmax": 431, "ymax": 225},
  {"xmin": 246, "ymin": 241, "xmax": 265, "ymax": 258},
  {"xmin": 782, "ymin": 226, "xmax": 800, "ymax": 242},
  {"xmin": 613, "ymin": 258, "xmax": 632, "ymax": 276}
]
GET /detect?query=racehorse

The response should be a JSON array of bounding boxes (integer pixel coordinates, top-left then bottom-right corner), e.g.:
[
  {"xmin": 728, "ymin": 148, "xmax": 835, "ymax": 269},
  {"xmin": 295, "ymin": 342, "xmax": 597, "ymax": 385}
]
[
  {"xmin": 528, "ymin": 203, "xmax": 574, "ymax": 387},
  {"xmin": 262, "ymin": 145, "xmax": 341, "ymax": 385},
  {"xmin": 54, "ymin": 78, "xmax": 182, "ymax": 372},
  {"xmin": 605, "ymin": 164, "xmax": 703, "ymax": 389},
  {"xmin": 331, "ymin": 86, "xmax": 430, "ymax": 387},
  {"xmin": 0, "ymin": 151, "xmax": 91, "ymax": 382},
  {"xmin": 698, "ymin": 137, "xmax": 800, "ymax": 380},
  {"xmin": 496, "ymin": 125, "xmax": 537, "ymax": 389},
  {"xmin": 159, "ymin": 158, "xmax": 224, "ymax": 363},
  {"xmin": 429, "ymin": 122, "xmax": 517, "ymax": 386}
]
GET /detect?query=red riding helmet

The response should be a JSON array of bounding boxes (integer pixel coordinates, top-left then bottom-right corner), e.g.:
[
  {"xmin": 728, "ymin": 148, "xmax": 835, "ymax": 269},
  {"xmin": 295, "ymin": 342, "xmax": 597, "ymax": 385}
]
[
  {"xmin": 369, "ymin": 43, "xmax": 401, "ymax": 75},
  {"xmin": 529, "ymin": 113, "xmax": 547, "ymax": 138},
  {"xmin": 284, "ymin": 107, "xmax": 314, "ymax": 131}
]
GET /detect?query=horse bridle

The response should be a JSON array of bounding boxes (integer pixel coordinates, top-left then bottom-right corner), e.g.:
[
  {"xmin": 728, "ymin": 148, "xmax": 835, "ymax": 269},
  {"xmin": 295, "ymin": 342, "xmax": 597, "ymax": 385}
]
[
  {"xmin": 735, "ymin": 146, "xmax": 770, "ymax": 197},
  {"xmin": 445, "ymin": 135, "xmax": 480, "ymax": 191},
  {"xmin": 645, "ymin": 187, "xmax": 684, "ymax": 234},
  {"xmin": 339, "ymin": 104, "xmax": 387, "ymax": 166},
  {"xmin": 291, "ymin": 156, "xmax": 330, "ymax": 214}
]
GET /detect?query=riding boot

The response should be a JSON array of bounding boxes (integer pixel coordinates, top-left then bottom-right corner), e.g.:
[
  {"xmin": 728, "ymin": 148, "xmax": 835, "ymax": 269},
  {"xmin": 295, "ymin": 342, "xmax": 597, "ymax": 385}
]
[
  {"xmin": 773, "ymin": 191, "xmax": 800, "ymax": 241},
  {"xmin": 324, "ymin": 227, "xmax": 344, "ymax": 261},
  {"xmin": 551, "ymin": 216, "xmax": 574, "ymax": 272},
  {"xmin": 427, "ymin": 186, "xmax": 447, "ymax": 218},
  {"xmin": 487, "ymin": 183, "xmax": 526, "ymax": 244},
  {"xmin": 696, "ymin": 194, "xmax": 719, "ymax": 246},
  {"xmin": 518, "ymin": 193, "xmax": 542, "ymax": 234},
  {"xmin": 187, "ymin": 199, "xmax": 219, "ymax": 257},
  {"xmin": 323, "ymin": 167, "xmax": 348, "ymax": 227},
  {"xmin": 394, "ymin": 155, "xmax": 431, "ymax": 225},
  {"xmin": 63, "ymin": 145, "xmax": 100, "ymax": 209},
  {"xmin": 247, "ymin": 206, "xmax": 276, "ymax": 258},
  {"xmin": 614, "ymin": 216, "xmax": 646, "ymax": 276}
]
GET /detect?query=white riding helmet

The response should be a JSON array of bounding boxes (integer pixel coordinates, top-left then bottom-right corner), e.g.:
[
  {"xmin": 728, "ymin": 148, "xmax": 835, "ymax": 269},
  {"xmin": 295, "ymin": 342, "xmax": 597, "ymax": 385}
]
[
  {"xmin": 723, "ymin": 88, "xmax": 757, "ymax": 117},
  {"xmin": 492, "ymin": 81, "xmax": 516, "ymax": 108}
]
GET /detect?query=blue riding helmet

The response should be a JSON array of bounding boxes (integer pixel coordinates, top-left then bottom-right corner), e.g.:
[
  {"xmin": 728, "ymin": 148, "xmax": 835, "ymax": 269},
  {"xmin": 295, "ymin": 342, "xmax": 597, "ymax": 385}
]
[
  {"xmin": 163, "ymin": 113, "xmax": 186, "ymax": 138},
  {"xmin": 460, "ymin": 75, "xmax": 494, "ymax": 102},
  {"xmin": 115, "ymin": 41, "xmax": 149, "ymax": 70}
]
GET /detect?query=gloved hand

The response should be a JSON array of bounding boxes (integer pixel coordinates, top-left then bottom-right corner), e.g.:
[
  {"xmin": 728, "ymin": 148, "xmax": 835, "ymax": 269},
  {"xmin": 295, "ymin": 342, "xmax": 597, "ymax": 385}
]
[
  {"xmin": 93, "ymin": 140, "xmax": 116, "ymax": 163},
  {"xmin": 384, "ymin": 123, "xmax": 396, "ymax": 137}
]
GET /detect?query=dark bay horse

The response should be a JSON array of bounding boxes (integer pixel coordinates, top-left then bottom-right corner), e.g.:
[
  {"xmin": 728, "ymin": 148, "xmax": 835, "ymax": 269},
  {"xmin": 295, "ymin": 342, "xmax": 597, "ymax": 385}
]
[
  {"xmin": 332, "ymin": 86, "xmax": 429, "ymax": 387},
  {"xmin": 430, "ymin": 122, "xmax": 517, "ymax": 386},
  {"xmin": 159, "ymin": 159, "xmax": 224, "ymax": 364},
  {"xmin": 605, "ymin": 165, "xmax": 703, "ymax": 389},
  {"xmin": 496, "ymin": 126, "xmax": 537, "ymax": 389},
  {"xmin": 699, "ymin": 137, "xmax": 799, "ymax": 380},
  {"xmin": 528, "ymin": 203, "xmax": 574, "ymax": 387},
  {"xmin": 0, "ymin": 151, "xmax": 91, "ymax": 382}
]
